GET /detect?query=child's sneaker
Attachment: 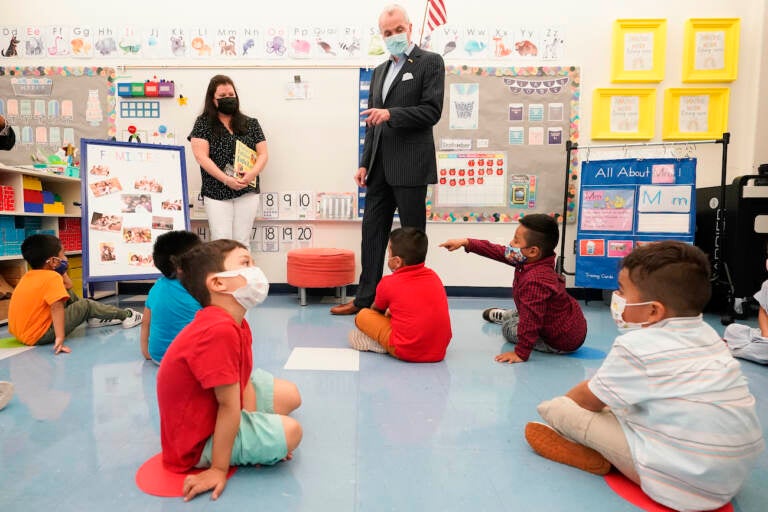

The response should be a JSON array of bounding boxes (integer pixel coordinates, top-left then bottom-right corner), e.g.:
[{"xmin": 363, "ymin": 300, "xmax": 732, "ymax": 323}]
[
  {"xmin": 87, "ymin": 317, "xmax": 123, "ymax": 328},
  {"xmin": 0, "ymin": 381, "xmax": 14, "ymax": 411},
  {"xmin": 348, "ymin": 329, "xmax": 387, "ymax": 353},
  {"xmin": 482, "ymin": 308, "xmax": 507, "ymax": 324},
  {"xmin": 121, "ymin": 309, "xmax": 143, "ymax": 329},
  {"xmin": 524, "ymin": 422, "xmax": 611, "ymax": 476}
]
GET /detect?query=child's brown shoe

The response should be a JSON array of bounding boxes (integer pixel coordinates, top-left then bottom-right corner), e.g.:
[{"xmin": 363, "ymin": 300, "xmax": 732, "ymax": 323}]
[{"xmin": 525, "ymin": 422, "xmax": 611, "ymax": 475}]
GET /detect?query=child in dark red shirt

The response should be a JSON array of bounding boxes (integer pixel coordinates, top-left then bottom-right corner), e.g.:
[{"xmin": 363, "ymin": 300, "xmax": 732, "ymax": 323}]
[
  {"xmin": 440, "ymin": 214, "xmax": 586, "ymax": 363},
  {"xmin": 157, "ymin": 239, "xmax": 303, "ymax": 501},
  {"xmin": 349, "ymin": 227, "xmax": 452, "ymax": 362}
]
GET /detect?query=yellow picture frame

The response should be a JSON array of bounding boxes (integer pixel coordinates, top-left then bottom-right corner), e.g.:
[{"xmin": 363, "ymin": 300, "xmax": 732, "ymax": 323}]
[
  {"xmin": 611, "ymin": 19, "xmax": 667, "ymax": 83},
  {"xmin": 591, "ymin": 88, "xmax": 656, "ymax": 140},
  {"xmin": 682, "ymin": 18, "xmax": 740, "ymax": 82},
  {"xmin": 662, "ymin": 87, "xmax": 729, "ymax": 140}
]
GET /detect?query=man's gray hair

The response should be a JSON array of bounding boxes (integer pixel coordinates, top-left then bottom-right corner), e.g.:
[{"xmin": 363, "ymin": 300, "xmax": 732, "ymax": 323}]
[{"xmin": 381, "ymin": 4, "xmax": 410, "ymax": 24}]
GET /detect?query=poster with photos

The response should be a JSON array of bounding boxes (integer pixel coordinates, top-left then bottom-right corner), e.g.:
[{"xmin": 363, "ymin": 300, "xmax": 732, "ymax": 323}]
[{"xmin": 81, "ymin": 139, "xmax": 189, "ymax": 284}]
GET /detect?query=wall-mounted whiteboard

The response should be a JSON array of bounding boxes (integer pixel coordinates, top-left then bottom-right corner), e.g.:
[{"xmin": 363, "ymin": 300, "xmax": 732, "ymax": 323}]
[
  {"xmin": 111, "ymin": 67, "xmax": 361, "ymax": 208},
  {"xmin": 80, "ymin": 139, "xmax": 190, "ymax": 284}
]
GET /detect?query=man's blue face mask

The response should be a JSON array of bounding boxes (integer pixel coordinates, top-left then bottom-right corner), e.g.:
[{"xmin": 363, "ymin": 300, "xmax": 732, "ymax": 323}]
[{"xmin": 385, "ymin": 33, "xmax": 408, "ymax": 56}]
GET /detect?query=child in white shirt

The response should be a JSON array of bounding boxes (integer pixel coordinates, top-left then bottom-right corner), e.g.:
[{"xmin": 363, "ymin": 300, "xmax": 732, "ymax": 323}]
[{"xmin": 526, "ymin": 241, "xmax": 764, "ymax": 511}]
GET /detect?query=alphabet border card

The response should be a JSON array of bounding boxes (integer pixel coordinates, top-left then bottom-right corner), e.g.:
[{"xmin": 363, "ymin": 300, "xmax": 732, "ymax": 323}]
[
  {"xmin": 592, "ymin": 88, "xmax": 656, "ymax": 140},
  {"xmin": 682, "ymin": 18, "xmax": 740, "ymax": 83},
  {"xmin": 611, "ymin": 19, "xmax": 667, "ymax": 83},
  {"xmin": 662, "ymin": 87, "xmax": 729, "ymax": 140}
]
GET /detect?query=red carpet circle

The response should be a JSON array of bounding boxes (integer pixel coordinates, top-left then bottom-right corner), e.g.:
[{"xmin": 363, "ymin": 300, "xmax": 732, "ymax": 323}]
[
  {"xmin": 604, "ymin": 472, "xmax": 733, "ymax": 512},
  {"xmin": 135, "ymin": 453, "xmax": 237, "ymax": 497}
]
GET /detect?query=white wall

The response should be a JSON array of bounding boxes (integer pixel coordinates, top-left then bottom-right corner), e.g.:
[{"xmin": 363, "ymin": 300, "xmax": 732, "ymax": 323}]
[{"xmin": 2, "ymin": 0, "xmax": 765, "ymax": 287}]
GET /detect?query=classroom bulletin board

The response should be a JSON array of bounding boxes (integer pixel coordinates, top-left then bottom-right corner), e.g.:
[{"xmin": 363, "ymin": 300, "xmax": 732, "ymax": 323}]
[
  {"xmin": 0, "ymin": 66, "xmax": 116, "ymax": 166},
  {"xmin": 575, "ymin": 157, "xmax": 696, "ymax": 289},
  {"xmin": 80, "ymin": 139, "xmax": 189, "ymax": 285},
  {"xmin": 427, "ymin": 65, "xmax": 580, "ymax": 222}
]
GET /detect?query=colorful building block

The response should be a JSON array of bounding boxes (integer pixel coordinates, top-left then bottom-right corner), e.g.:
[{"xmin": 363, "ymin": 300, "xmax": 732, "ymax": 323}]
[{"xmin": 22, "ymin": 176, "xmax": 42, "ymax": 191}]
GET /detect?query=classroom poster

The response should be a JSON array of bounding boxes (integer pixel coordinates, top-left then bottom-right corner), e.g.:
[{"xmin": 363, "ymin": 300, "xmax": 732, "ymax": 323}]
[
  {"xmin": 0, "ymin": 66, "xmax": 116, "ymax": 166},
  {"xmin": 575, "ymin": 158, "xmax": 696, "ymax": 289},
  {"xmin": 429, "ymin": 65, "xmax": 580, "ymax": 223},
  {"xmin": 81, "ymin": 139, "xmax": 189, "ymax": 285},
  {"xmin": 678, "ymin": 95, "xmax": 709, "ymax": 133},
  {"xmin": 694, "ymin": 30, "xmax": 725, "ymax": 70},
  {"xmin": 624, "ymin": 32, "xmax": 654, "ymax": 71}
]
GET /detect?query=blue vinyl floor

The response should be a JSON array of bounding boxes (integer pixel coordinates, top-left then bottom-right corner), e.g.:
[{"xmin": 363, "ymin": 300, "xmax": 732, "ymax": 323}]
[{"xmin": 0, "ymin": 294, "xmax": 766, "ymax": 512}]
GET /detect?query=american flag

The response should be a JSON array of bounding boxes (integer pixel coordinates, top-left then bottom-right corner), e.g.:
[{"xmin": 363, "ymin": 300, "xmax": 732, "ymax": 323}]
[{"xmin": 426, "ymin": 0, "xmax": 447, "ymax": 32}]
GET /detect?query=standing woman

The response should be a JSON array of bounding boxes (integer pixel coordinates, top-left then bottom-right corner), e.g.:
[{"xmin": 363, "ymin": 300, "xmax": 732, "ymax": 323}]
[{"xmin": 188, "ymin": 75, "xmax": 268, "ymax": 247}]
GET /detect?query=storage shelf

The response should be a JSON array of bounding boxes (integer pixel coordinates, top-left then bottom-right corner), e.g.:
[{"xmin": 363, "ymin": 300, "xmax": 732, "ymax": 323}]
[
  {"xmin": 0, "ymin": 165, "xmax": 80, "ymax": 183},
  {"xmin": 0, "ymin": 211, "xmax": 81, "ymax": 217}
]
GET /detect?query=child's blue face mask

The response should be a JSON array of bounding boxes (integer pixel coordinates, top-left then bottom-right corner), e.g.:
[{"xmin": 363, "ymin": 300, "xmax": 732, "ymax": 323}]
[
  {"xmin": 504, "ymin": 245, "xmax": 528, "ymax": 266},
  {"xmin": 50, "ymin": 257, "xmax": 68, "ymax": 275}
]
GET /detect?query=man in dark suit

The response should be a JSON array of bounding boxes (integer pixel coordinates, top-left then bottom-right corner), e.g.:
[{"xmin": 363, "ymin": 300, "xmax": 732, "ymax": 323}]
[
  {"xmin": 331, "ymin": 4, "xmax": 445, "ymax": 315},
  {"xmin": 0, "ymin": 114, "xmax": 16, "ymax": 151}
]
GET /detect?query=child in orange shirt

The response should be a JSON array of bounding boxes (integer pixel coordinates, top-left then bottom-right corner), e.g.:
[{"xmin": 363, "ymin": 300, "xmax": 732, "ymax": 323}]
[{"xmin": 9, "ymin": 234, "xmax": 142, "ymax": 354}]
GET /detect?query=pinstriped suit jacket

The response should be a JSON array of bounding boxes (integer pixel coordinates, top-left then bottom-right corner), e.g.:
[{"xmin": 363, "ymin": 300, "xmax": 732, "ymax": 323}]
[{"xmin": 360, "ymin": 46, "xmax": 445, "ymax": 187}]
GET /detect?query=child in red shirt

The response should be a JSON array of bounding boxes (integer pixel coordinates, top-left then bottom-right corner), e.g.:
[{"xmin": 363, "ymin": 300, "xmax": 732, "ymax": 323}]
[
  {"xmin": 157, "ymin": 239, "xmax": 302, "ymax": 501},
  {"xmin": 440, "ymin": 214, "xmax": 586, "ymax": 363},
  {"xmin": 349, "ymin": 227, "xmax": 452, "ymax": 362}
]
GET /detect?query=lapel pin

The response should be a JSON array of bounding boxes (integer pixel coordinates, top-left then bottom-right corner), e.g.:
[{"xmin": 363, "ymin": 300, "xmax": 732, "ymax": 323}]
[{"xmin": 407, "ymin": 58, "xmax": 413, "ymax": 63}]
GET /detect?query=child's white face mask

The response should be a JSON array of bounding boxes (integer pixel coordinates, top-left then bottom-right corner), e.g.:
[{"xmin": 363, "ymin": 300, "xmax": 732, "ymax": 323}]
[
  {"xmin": 216, "ymin": 266, "xmax": 269, "ymax": 309},
  {"xmin": 610, "ymin": 292, "xmax": 652, "ymax": 332}
]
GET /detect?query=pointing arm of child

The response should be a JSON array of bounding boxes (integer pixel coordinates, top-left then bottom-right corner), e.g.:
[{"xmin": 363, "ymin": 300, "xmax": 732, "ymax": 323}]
[{"xmin": 439, "ymin": 239, "xmax": 469, "ymax": 252}]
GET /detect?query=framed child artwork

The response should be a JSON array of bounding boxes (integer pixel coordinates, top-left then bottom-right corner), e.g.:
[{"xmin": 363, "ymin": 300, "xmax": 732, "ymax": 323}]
[
  {"xmin": 662, "ymin": 87, "xmax": 729, "ymax": 140},
  {"xmin": 611, "ymin": 19, "xmax": 667, "ymax": 83},
  {"xmin": 682, "ymin": 18, "xmax": 740, "ymax": 82},
  {"xmin": 592, "ymin": 88, "xmax": 656, "ymax": 140}
]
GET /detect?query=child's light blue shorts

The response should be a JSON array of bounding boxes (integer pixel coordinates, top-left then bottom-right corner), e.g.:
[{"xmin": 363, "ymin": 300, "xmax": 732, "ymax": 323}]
[{"xmin": 196, "ymin": 368, "xmax": 287, "ymax": 467}]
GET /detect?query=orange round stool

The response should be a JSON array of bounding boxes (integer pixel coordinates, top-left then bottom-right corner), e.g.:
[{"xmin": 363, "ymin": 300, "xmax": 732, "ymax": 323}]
[{"xmin": 286, "ymin": 248, "xmax": 356, "ymax": 306}]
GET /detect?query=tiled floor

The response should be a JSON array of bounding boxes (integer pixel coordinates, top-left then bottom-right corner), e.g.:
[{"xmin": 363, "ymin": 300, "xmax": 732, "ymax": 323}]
[{"xmin": 0, "ymin": 294, "xmax": 766, "ymax": 511}]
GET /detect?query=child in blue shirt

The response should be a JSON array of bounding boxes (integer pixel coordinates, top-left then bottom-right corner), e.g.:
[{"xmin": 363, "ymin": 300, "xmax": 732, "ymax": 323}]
[{"xmin": 140, "ymin": 231, "xmax": 202, "ymax": 364}]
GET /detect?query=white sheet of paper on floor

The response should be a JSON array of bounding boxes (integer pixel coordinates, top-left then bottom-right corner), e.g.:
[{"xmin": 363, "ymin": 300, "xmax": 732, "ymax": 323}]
[
  {"xmin": 283, "ymin": 347, "xmax": 360, "ymax": 371},
  {"xmin": 0, "ymin": 346, "xmax": 34, "ymax": 361}
]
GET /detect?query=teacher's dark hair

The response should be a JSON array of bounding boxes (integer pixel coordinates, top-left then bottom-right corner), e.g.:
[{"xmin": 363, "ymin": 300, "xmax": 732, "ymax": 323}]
[{"xmin": 203, "ymin": 74, "xmax": 248, "ymax": 137}]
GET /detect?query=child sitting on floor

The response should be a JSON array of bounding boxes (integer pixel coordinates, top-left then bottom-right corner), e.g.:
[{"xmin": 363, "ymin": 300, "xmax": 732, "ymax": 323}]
[
  {"xmin": 9, "ymin": 234, "xmax": 142, "ymax": 354},
  {"xmin": 440, "ymin": 213, "xmax": 586, "ymax": 363},
  {"xmin": 157, "ymin": 239, "xmax": 302, "ymax": 501},
  {"xmin": 139, "ymin": 230, "xmax": 202, "ymax": 364},
  {"xmin": 526, "ymin": 241, "xmax": 764, "ymax": 511},
  {"xmin": 723, "ymin": 257, "xmax": 768, "ymax": 364},
  {"xmin": 349, "ymin": 227, "xmax": 452, "ymax": 363}
]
